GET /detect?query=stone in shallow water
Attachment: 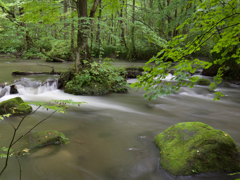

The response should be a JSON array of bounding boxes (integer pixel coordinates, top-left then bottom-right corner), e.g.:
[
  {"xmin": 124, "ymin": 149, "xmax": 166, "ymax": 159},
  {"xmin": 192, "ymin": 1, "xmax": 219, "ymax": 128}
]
[
  {"xmin": 154, "ymin": 122, "xmax": 240, "ymax": 176},
  {"xmin": 14, "ymin": 130, "xmax": 68, "ymax": 155},
  {"xmin": 0, "ymin": 97, "xmax": 32, "ymax": 115}
]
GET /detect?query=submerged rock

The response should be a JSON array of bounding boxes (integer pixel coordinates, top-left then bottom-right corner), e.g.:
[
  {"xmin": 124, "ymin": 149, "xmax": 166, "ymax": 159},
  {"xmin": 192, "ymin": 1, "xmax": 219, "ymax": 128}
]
[
  {"xmin": 14, "ymin": 130, "xmax": 68, "ymax": 155},
  {"xmin": 154, "ymin": 122, "xmax": 240, "ymax": 176},
  {"xmin": 196, "ymin": 78, "xmax": 211, "ymax": 85},
  {"xmin": 0, "ymin": 97, "xmax": 32, "ymax": 115}
]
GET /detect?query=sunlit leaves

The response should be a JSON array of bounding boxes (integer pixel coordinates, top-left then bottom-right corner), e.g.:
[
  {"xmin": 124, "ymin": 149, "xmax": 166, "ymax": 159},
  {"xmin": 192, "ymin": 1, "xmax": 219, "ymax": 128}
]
[
  {"xmin": 20, "ymin": 0, "xmax": 62, "ymax": 24},
  {"xmin": 0, "ymin": 147, "xmax": 14, "ymax": 158},
  {"xmin": 132, "ymin": 0, "xmax": 240, "ymax": 101}
]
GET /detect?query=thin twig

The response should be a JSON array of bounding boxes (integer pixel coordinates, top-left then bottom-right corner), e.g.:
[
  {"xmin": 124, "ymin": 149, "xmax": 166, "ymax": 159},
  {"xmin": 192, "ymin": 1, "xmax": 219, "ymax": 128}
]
[
  {"xmin": 37, "ymin": 64, "xmax": 55, "ymax": 72},
  {"xmin": 15, "ymin": 155, "xmax": 22, "ymax": 180},
  {"xmin": 0, "ymin": 106, "xmax": 56, "ymax": 176},
  {"xmin": 12, "ymin": 110, "xmax": 57, "ymax": 147},
  {"xmin": 4, "ymin": 105, "xmax": 16, "ymax": 129}
]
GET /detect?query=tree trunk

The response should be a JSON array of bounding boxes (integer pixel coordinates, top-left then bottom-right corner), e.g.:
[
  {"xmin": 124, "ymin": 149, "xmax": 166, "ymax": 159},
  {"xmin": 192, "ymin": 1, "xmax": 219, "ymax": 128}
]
[
  {"xmin": 120, "ymin": 0, "xmax": 128, "ymax": 51},
  {"xmin": 64, "ymin": 0, "xmax": 68, "ymax": 40},
  {"xmin": 71, "ymin": 0, "xmax": 74, "ymax": 56},
  {"xmin": 173, "ymin": 9, "xmax": 178, "ymax": 37},
  {"xmin": 98, "ymin": 0, "xmax": 102, "ymax": 62},
  {"xmin": 167, "ymin": 0, "xmax": 172, "ymax": 37},
  {"xmin": 131, "ymin": 0, "xmax": 136, "ymax": 59},
  {"xmin": 75, "ymin": 0, "xmax": 99, "ymax": 73}
]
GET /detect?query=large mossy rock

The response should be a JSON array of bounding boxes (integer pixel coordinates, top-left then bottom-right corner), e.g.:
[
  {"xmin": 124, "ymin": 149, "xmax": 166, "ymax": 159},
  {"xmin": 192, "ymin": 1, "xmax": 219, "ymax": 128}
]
[
  {"xmin": 14, "ymin": 130, "xmax": 67, "ymax": 155},
  {"xmin": 65, "ymin": 82, "xmax": 110, "ymax": 95},
  {"xmin": 154, "ymin": 122, "xmax": 240, "ymax": 176},
  {"xmin": 0, "ymin": 97, "xmax": 32, "ymax": 115}
]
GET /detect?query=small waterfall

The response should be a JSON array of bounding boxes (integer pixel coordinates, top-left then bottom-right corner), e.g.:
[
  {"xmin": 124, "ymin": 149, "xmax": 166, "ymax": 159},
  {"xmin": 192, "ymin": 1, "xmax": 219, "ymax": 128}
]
[
  {"xmin": 4, "ymin": 86, "xmax": 10, "ymax": 96},
  {"xmin": 38, "ymin": 79, "xmax": 58, "ymax": 94},
  {"xmin": 0, "ymin": 78, "xmax": 58, "ymax": 98}
]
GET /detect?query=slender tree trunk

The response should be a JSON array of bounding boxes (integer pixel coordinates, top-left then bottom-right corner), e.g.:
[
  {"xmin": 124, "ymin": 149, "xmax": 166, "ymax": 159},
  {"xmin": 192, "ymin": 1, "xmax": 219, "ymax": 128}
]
[
  {"xmin": 111, "ymin": 13, "xmax": 113, "ymax": 45},
  {"xmin": 90, "ymin": 23, "xmax": 94, "ymax": 62},
  {"xmin": 75, "ymin": 0, "xmax": 99, "ymax": 73},
  {"xmin": 131, "ymin": 0, "xmax": 136, "ymax": 59},
  {"xmin": 64, "ymin": 0, "xmax": 68, "ymax": 40},
  {"xmin": 173, "ymin": 8, "xmax": 179, "ymax": 37},
  {"xmin": 167, "ymin": 0, "xmax": 172, "ymax": 37},
  {"xmin": 71, "ymin": 0, "xmax": 74, "ymax": 56},
  {"xmin": 149, "ymin": 0, "xmax": 154, "ymax": 8},
  {"xmin": 120, "ymin": 0, "xmax": 128, "ymax": 51},
  {"xmin": 24, "ymin": 24, "xmax": 27, "ymax": 52},
  {"xmin": 98, "ymin": 0, "xmax": 102, "ymax": 62}
]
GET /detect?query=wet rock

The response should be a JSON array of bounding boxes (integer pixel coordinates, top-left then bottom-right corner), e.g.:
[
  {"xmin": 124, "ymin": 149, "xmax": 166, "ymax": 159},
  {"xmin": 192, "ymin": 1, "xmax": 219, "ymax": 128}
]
[
  {"xmin": 0, "ymin": 88, "xmax": 7, "ymax": 98},
  {"xmin": 10, "ymin": 85, "xmax": 18, "ymax": 94},
  {"xmin": 154, "ymin": 122, "xmax": 240, "ymax": 175},
  {"xmin": 125, "ymin": 67, "xmax": 144, "ymax": 78},
  {"xmin": 41, "ymin": 79, "xmax": 58, "ymax": 86},
  {"xmin": 126, "ymin": 148, "xmax": 139, "ymax": 151},
  {"xmin": 0, "ymin": 83, "xmax": 5, "ymax": 88},
  {"xmin": 0, "ymin": 97, "xmax": 32, "ymax": 115},
  {"xmin": 12, "ymin": 71, "xmax": 61, "ymax": 76},
  {"xmin": 14, "ymin": 78, "xmax": 41, "ymax": 88},
  {"xmin": 202, "ymin": 64, "xmax": 220, "ymax": 77},
  {"xmin": 14, "ymin": 130, "xmax": 68, "ymax": 155}
]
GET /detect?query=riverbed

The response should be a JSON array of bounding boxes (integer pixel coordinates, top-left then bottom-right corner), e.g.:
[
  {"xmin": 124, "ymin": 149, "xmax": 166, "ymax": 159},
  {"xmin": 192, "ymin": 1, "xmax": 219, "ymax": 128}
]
[{"xmin": 0, "ymin": 56, "xmax": 240, "ymax": 180}]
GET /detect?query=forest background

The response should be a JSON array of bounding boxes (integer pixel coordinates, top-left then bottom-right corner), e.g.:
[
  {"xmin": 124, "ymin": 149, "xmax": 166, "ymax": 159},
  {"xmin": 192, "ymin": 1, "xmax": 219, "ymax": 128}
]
[{"xmin": 0, "ymin": 0, "xmax": 239, "ymax": 99}]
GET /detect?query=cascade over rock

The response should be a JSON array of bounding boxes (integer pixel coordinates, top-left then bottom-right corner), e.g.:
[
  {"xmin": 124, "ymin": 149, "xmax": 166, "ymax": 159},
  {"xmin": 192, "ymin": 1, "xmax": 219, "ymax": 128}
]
[{"xmin": 154, "ymin": 122, "xmax": 240, "ymax": 176}]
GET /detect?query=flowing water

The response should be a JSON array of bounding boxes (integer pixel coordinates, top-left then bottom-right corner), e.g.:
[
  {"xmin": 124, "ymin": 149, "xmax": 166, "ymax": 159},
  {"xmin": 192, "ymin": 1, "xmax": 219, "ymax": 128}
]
[{"xmin": 0, "ymin": 56, "xmax": 240, "ymax": 180}]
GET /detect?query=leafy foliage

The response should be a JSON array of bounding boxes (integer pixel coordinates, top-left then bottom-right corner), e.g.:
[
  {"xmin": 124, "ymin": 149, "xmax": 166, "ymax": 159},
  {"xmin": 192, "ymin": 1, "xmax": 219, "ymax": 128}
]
[
  {"xmin": 132, "ymin": 0, "xmax": 240, "ymax": 100},
  {"xmin": 65, "ymin": 59, "xmax": 129, "ymax": 95}
]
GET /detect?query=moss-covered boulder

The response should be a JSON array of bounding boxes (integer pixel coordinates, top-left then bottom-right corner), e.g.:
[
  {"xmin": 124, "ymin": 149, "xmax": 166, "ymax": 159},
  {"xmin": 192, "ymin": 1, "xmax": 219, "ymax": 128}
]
[
  {"xmin": 14, "ymin": 130, "xmax": 68, "ymax": 155},
  {"xmin": 154, "ymin": 122, "xmax": 240, "ymax": 176},
  {"xmin": 65, "ymin": 82, "xmax": 110, "ymax": 95},
  {"xmin": 196, "ymin": 78, "xmax": 211, "ymax": 85},
  {"xmin": 0, "ymin": 97, "xmax": 32, "ymax": 115}
]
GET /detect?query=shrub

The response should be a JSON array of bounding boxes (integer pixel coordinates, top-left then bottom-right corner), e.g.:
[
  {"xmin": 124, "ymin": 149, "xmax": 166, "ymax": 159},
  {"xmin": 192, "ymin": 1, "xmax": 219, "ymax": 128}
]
[{"xmin": 65, "ymin": 59, "xmax": 129, "ymax": 95}]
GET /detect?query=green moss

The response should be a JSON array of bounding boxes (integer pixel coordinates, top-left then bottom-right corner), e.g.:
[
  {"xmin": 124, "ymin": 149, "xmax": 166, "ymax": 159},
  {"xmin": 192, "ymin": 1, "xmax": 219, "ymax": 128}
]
[
  {"xmin": 65, "ymin": 82, "xmax": 110, "ymax": 95},
  {"xmin": 0, "ymin": 97, "xmax": 32, "ymax": 115},
  {"xmin": 14, "ymin": 130, "xmax": 69, "ymax": 155},
  {"xmin": 12, "ymin": 70, "xmax": 21, "ymax": 73},
  {"xmin": 154, "ymin": 122, "xmax": 240, "ymax": 176},
  {"xmin": 31, "ymin": 130, "xmax": 62, "ymax": 148},
  {"xmin": 196, "ymin": 78, "xmax": 211, "ymax": 85}
]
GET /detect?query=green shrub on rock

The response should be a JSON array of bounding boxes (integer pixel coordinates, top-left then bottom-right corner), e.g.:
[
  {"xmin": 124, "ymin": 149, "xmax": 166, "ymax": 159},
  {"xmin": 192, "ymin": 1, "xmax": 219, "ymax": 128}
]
[
  {"xmin": 154, "ymin": 122, "xmax": 240, "ymax": 176},
  {"xmin": 196, "ymin": 78, "xmax": 211, "ymax": 85},
  {"xmin": 0, "ymin": 97, "xmax": 32, "ymax": 115},
  {"xmin": 64, "ymin": 60, "xmax": 129, "ymax": 95}
]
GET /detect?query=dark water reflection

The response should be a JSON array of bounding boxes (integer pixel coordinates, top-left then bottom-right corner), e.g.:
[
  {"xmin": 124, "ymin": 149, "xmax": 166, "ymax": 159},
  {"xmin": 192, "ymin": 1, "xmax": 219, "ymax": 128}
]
[{"xmin": 0, "ymin": 57, "xmax": 240, "ymax": 180}]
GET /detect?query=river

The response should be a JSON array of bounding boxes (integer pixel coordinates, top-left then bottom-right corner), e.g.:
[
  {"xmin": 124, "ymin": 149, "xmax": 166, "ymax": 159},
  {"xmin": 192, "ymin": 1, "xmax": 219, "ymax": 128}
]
[{"xmin": 0, "ymin": 55, "xmax": 240, "ymax": 180}]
